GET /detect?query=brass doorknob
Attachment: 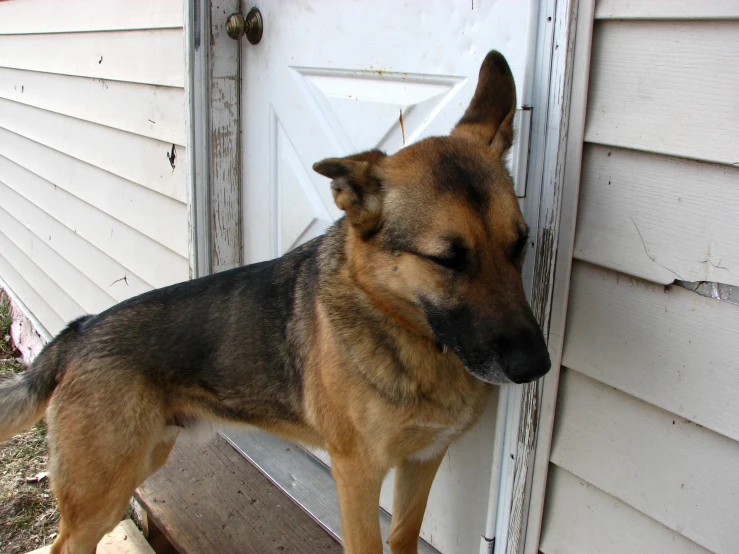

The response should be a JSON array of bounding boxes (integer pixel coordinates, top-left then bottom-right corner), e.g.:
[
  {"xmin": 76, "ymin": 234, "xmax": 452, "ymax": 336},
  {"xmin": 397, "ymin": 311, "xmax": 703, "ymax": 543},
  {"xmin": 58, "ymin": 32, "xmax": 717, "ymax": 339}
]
[{"xmin": 226, "ymin": 7, "xmax": 263, "ymax": 44}]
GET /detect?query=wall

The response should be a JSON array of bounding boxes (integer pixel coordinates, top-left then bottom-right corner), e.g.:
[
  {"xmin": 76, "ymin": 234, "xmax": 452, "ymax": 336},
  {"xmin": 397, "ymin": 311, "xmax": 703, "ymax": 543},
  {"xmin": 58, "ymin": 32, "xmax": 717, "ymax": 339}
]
[
  {"xmin": 539, "ymin": 2, "xmax": 739, "ymax": 553},
  {"xmin": 0, "ymin": 0, "xmax": 187, "ymax": 338}
]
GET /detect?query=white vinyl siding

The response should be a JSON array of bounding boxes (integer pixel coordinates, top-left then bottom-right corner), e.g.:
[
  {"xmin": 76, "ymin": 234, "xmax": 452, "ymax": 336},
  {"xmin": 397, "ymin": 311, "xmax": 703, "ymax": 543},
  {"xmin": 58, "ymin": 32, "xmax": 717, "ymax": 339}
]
[
  {"xmin": 541, "ymin": 466, "xmax": 710, "ymax": 554},
  {"xmin": 539, "ymin": 4, "xmax": 739, "ymax": 553},
  {"xmin": 0, "ymin": 30, "xmax": 183, "ymax": 87},
  {"xmin": 0, "ymin": 68, "xmax": 186, "ymax": 145},
  {"xmin": 0, "ymin": 0, "xmax": 186, "ymax": 338},
  {"xmin": 574, "ymin": 145, "xmax": 739, "ymax": 286},
  {"xmin": 582, "ymin": 20, "xmax": 738, "ymax": 166}
]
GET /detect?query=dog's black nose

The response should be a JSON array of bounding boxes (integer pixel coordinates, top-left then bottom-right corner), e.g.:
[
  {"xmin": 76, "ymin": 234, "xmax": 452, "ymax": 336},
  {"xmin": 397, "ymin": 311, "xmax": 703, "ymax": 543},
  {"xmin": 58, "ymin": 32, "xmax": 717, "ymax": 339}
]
[
  {"xmin": 499, "ymin": 325, "xmax": 551, "ymax": 384},
  {"xmin": 505, "ymin": 346, "xmax": 551, "ymax": 384}
]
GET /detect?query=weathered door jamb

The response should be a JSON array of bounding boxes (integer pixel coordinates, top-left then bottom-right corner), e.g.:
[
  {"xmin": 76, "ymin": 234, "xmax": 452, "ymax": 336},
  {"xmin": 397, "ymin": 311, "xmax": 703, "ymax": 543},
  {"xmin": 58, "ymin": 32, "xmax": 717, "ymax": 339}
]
[
  {"xmin": 521, "ymin": 1, "xmax": 595, "ymax": 551},
  {"xmin": 491, "ymin": 0, "xmax": 585, "ymax": 552},
  {"xmin": 185, "ymin": 0, "xmax": 242, "ymax": 279}
]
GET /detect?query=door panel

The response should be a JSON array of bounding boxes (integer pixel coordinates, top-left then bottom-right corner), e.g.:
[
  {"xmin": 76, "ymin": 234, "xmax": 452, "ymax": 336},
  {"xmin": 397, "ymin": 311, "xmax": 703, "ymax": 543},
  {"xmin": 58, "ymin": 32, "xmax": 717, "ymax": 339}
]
[{"xmin": 240, "ymin": 2, "xmax": 537, "ymax": 552}]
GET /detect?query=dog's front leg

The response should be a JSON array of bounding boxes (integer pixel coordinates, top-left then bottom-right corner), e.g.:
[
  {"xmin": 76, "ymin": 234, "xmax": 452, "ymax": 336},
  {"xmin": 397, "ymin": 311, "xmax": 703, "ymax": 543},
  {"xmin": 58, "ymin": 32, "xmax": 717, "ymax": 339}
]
[
  {"xmin": 387, "ymin": 451, "xmax": 446, "ymax": 554},
  {"xmin": 331, "ymin": 454, "xmax": 386, "ymax": 554}
]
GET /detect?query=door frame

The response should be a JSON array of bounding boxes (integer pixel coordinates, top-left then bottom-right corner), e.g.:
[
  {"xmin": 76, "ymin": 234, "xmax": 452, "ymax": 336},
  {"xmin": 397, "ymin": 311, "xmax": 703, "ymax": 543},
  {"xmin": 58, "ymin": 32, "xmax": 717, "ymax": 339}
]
[
  {"xmin": 492, "ymin": 0, "xmax": 580, "ymax": 552},
  {"xmin": 185, "ymin": 0, "xmax": 242, "ymax": 279},
  {"xmin": 520, "ymin": 1, "xmax": 595, "ymax": 551},
  {"xmin": 185, "ymin": 1, "xmax": 582, "ymax": 552}
]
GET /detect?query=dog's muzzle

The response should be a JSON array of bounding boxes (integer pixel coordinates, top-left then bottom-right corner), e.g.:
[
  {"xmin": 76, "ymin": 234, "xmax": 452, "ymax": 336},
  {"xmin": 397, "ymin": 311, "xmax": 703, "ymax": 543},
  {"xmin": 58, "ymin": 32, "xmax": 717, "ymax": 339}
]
[{"xmin": 423, "ymin": 301, "xmax": 551, "ymax": 385}]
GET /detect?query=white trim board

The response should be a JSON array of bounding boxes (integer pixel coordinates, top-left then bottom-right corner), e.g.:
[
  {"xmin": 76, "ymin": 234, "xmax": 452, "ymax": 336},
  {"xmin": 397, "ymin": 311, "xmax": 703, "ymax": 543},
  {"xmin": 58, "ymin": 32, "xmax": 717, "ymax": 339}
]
[
  {"xmin": 521, "ymin": 0, "xmax": 596, "ymax": 552},
  {"xmin": 496, "ymin": 0, "xmax": 580, "ymax": 551}
]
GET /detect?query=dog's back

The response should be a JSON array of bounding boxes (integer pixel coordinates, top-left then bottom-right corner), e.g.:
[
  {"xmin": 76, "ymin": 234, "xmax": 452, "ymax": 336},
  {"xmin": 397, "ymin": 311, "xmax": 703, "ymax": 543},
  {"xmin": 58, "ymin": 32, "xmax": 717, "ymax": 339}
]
[{"xmin": 0, "ymin": 237, "xmax": 325, "ymax": 442}]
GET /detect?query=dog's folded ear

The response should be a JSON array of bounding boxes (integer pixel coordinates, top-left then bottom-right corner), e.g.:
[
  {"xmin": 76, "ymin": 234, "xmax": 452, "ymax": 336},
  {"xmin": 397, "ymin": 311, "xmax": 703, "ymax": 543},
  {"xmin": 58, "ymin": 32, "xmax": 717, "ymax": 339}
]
[
  {"xmin": 452, "ymin": 50, "xmax": 517, "ymax": 154},
  {"xmin": 313, "ymin": 149, "xmax": 387, "ymax": 237}
]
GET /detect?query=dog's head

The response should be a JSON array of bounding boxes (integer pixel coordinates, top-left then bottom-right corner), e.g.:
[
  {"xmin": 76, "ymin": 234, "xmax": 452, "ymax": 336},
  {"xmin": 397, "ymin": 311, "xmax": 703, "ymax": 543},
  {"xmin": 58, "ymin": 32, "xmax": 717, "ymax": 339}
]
[{"xmin": 313, "ymin": 51, "xmax": 550, "ymax": 385}]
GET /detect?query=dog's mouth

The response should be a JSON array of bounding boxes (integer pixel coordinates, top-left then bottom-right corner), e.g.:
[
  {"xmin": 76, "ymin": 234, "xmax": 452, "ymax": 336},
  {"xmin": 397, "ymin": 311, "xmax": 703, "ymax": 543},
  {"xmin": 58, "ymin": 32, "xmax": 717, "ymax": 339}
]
[
  {"xmin": 422, "ymin": 300, "xmax": 551, "ymax": 385},
  {"xmin": 441, "ymin": 339, "xmax": 550, "ymax": 385},
  {"xmin": 444, "ymin": 344, "xmax": 511, "ymax": 384}
]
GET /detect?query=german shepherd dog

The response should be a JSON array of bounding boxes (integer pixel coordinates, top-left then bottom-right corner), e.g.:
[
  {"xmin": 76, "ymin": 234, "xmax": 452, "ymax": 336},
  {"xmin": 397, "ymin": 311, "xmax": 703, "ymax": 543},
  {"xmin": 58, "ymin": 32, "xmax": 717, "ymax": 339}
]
[{"xmin": 0, "ymin": 51, "xmax": 550, "ymax": 554}]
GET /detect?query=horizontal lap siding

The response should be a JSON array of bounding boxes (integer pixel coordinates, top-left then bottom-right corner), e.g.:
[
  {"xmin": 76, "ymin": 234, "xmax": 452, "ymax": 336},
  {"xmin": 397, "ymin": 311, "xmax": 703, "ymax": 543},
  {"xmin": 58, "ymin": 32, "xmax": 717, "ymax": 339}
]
[
  {"xmin": 0, "ymin": 205, "xmax": 115, "ymax": 315},
  {"xmin": 0, "ymin": 29, "xmax": 184, "ymax": 87},
  {"xmin": 542, "ymin": 265, "xmax": 739, "ymax": 553},
  {"xmin": 0, "ymin": 98, "xmax": 186, "ymax": 202},
  {"xmin": 0, "ymin": 157, "xmax": 187, "ymax": 291},
  {"xmin": 0, "ymin": 1, "xmax": 186, "ymax": 337},
  {"xmin": 0, "ymin": 183, "xmax": 152, "ymax": 302},
  {"xmin": 0, "ymin": 68, "xmax": 186, "ymax": 146},
  {"xmin": 0, "ymin": 229, "xmax": 84, "ymax": 331},
  {"xmin": 594, "ymin": 0, "xmax": 739, "ymax": 20},
  {"xmin": 540, "ymin": 8, "xmax": 739, "ymax": 554},
  {"xmin": 0, "ymin": 128, "xmax": 188, "ymax": 257},
  {"xmin": 540, "ymin": 466, "xmax": 709, "ymax": 554},
  {"xmin": 563, "ymin": 262, "xmax": 739, "ymax": 443},
  {"xmin": 584, "ymin": 20, "xmax": 739, "ymax": 166},
  {"xmin": 0, "ymin": 0, "xmax": 182, "ymax": 34},
  {"xmin": 0, "ymin": 253, "xmax": 63, "ymax": 338},
  {"xmin": 551, "ymin": 369, "xmax": 739, "ymax": 554},
  {"xmin": 574, "ymin": 145, "xmax": 739, "ymax": 286}
]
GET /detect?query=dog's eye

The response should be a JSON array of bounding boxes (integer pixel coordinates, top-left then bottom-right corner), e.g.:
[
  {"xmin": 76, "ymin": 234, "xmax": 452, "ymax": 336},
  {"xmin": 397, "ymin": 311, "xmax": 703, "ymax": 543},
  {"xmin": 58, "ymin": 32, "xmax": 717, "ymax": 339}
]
[
  {"xmin": 509, "ymin": 231, "xmax": 529, "ymax": 260},
  {"xmin": 428, "ymin": 254, "xmax": 466, "ymax": 271},
  {"xmin": 422, "ymin": 245, "xmax": 468, "ymax": 272}
]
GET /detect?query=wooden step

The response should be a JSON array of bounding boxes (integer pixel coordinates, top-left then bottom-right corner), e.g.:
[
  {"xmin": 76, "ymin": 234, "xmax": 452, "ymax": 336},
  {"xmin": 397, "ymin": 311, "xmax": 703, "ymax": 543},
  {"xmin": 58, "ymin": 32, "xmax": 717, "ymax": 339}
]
[
  {"xmin": 135, "ymin": 434, "xmax": 342, "ymax": 554},
  {"xmin": 26, "ymin": 519, "xmax": 154, "ymax": 554}
]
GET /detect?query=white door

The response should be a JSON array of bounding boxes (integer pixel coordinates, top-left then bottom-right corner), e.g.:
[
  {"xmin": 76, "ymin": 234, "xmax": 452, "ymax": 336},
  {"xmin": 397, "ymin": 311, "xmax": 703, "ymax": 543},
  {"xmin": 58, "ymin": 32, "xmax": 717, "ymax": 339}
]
[{"xmin": 240, "ymin": 2, "xmax": 538, "ymax": 552}]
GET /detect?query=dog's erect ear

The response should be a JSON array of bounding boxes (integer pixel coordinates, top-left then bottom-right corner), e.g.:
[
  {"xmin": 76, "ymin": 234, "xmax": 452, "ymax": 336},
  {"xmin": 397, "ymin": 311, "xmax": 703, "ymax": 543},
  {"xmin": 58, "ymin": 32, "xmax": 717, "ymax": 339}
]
[
  {"xmin": 452, "ymin": 50, "xmax": 517, "ymax": 153},
  {"xmin": 313, "ymin": 149, "xmax": 387, "ymax": 237}
]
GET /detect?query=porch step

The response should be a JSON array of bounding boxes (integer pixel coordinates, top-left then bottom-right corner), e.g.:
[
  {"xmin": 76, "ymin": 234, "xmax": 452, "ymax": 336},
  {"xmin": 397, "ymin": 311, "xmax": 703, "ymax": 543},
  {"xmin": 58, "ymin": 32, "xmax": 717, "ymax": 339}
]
[
  {"xmin": 26, "ymin": 519, "xmax": 154, "ymax": 554},
  {"xmin": 134, "ymin": 434, "xmax": 342, "ymax": 554}
]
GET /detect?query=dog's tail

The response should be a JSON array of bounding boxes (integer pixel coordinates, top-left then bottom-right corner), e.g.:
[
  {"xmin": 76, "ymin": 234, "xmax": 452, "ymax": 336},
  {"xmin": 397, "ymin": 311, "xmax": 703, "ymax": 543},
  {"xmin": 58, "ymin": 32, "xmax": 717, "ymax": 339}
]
[{"xmin": 0, "ymin": 315, "xmax": 91, "ymax": 441}]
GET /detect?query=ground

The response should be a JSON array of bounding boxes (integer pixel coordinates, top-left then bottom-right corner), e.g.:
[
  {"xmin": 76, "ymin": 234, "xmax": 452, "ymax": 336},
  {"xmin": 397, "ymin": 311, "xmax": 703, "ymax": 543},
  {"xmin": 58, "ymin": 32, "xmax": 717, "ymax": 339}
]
[{"xmin": 0, "ymin": 291, "xmax": 59, "ymax": 553}]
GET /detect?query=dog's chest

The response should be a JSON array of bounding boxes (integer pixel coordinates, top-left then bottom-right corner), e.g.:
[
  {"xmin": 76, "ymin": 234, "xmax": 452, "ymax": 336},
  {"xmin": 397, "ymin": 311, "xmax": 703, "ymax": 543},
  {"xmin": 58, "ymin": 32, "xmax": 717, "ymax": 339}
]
[
  {"xmin": 392, "ymin": 361, "xmax": 490, "ymax": 462},
  {"xmin": 401, "ymin": 396, "xmax": 480, "ymax": 462},
  {"xmin": 352, "ymin": 338, "xmax": 492, "ymax": 464},
  {"xmin": 406, "ymin": 422, "xmax": 466, "ymax": 461}
]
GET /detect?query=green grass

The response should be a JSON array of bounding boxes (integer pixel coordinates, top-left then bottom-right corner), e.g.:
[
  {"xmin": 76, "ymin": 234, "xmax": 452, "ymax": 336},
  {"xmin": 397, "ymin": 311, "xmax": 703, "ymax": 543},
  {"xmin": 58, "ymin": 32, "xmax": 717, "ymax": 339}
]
[
  {"xmin": 0, "ymin": 292, "xmax": 17, "ymax": 368},
  {"xmin": 0, "ymin": 293, "xmax": 11, "ymax": 339}
]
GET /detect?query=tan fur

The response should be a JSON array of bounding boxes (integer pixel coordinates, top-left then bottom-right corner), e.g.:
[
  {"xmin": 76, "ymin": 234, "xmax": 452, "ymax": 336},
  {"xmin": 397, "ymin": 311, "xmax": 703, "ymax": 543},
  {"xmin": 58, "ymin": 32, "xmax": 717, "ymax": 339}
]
[{"xmin": 44, "ymin": 369, "xmax": 174, "ymax": 554}]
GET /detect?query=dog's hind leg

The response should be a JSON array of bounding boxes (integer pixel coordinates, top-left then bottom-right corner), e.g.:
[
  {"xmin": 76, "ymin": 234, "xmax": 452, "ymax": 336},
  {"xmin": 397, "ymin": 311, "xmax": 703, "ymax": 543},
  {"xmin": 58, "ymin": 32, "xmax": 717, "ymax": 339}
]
[
  {"xmin": 387, "ymin": 451, "xmax": 446, "ymax": 554},
  {"xmin": 45, "ymin": 369, "xmax": 175, "ymax": 554}
]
